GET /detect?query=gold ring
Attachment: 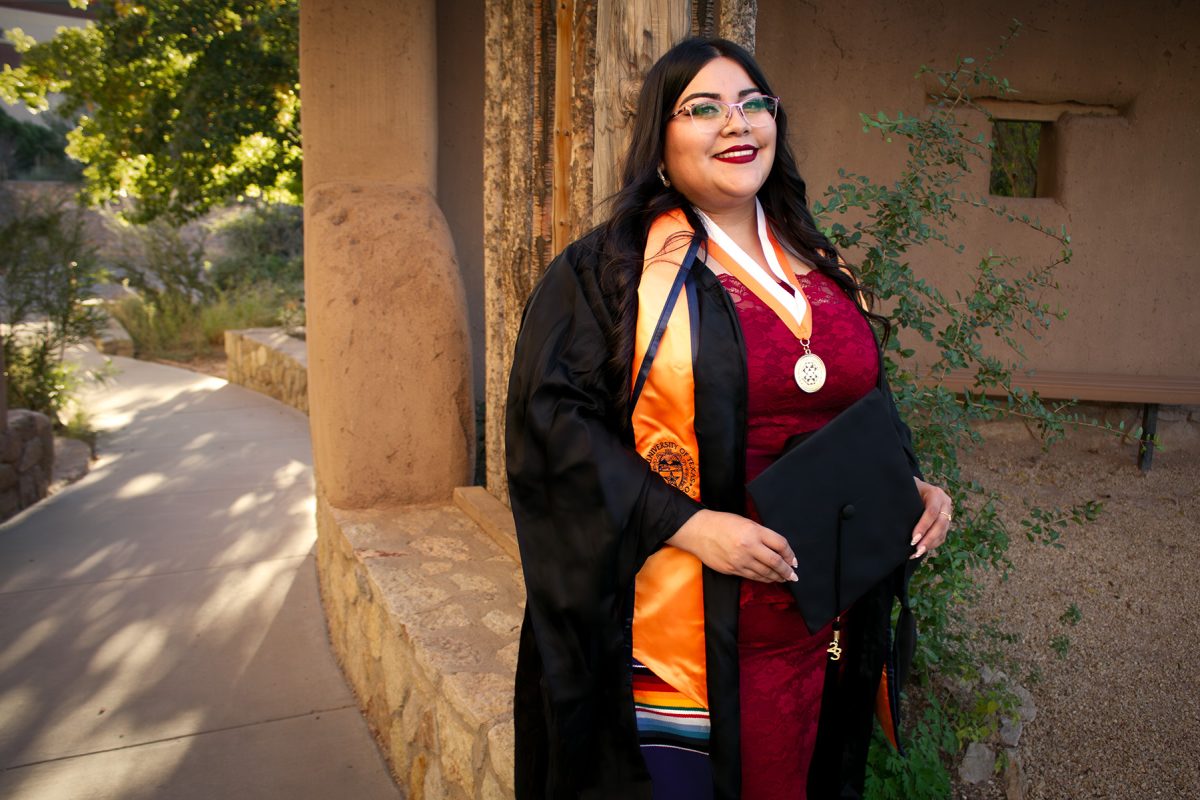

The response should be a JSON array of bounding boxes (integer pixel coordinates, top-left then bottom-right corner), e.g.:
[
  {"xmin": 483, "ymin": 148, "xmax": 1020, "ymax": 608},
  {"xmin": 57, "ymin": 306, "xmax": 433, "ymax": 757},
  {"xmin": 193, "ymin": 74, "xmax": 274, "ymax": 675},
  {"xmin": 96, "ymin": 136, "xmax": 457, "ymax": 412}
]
[{"xmin": 938, "ymin": 510, "xmax": 953, "ymax": 522}]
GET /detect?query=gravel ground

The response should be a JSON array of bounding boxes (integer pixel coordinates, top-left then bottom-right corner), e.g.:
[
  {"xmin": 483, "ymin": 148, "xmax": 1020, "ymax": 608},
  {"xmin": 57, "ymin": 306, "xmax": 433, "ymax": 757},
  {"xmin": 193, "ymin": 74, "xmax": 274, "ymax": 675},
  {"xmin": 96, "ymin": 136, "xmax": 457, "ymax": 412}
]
[{"xmin": 956, "ymin": 409, "xmax": 1200, "ymax": 799}]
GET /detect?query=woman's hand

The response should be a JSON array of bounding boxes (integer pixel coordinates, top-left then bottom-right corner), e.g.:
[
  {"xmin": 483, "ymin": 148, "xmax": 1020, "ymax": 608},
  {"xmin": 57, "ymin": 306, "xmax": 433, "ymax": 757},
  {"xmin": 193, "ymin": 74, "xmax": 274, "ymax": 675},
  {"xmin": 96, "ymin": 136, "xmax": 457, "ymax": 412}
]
[
  {"xmin": 666, "ymin": 509, "xmax": 798, "ymax": 583},
  {"xmin": 911, "ymin": 477, "xmax": 952, "ymax": 559}
]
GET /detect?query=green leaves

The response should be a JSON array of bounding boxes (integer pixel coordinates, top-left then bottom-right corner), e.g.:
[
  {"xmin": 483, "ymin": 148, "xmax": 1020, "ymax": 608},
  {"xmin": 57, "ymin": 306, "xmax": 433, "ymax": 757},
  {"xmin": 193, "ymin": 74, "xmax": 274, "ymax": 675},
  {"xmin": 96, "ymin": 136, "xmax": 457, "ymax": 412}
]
[
  {"xmin": 821, "ymin": 21, "xmax": 1120, "ymax": 798},
  {"xmin": 0, "ymin": 189, "xmax": 108, "ymax": 420},
  {"xmin": 0, "ymin": 0, "xmax": 300, "ymax": 223}
]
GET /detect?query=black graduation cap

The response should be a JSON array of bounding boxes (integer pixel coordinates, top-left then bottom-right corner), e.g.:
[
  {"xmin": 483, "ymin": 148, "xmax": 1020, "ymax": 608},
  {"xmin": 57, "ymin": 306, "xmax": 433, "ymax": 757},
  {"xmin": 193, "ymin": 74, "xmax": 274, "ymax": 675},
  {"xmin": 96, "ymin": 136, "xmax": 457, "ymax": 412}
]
[{"xmin": 747, "ymin": 387, "xmax": 924, "ymax": 634}]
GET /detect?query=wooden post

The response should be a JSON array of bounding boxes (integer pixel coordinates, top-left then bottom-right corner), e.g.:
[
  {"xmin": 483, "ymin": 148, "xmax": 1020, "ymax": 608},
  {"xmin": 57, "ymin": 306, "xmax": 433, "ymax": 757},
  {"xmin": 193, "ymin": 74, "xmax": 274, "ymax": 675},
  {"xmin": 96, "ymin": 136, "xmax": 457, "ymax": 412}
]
[
  {"xmin": 0, "ymin": 348, "xmax": 7, "ymax": 432},
  {"xmin": 716, "ymin": 0, "xmax": 756, "ymax": 52},
  {"xmin": 483, "ymin": 0, "xmax": 558, "ymax": 497},
  {"xmin": 1138, "ymin": 403, "xmax": 1159, "ymax": 472},
  {"xmin": 552, "ymin": 0, "xmax": 576, "ymax": 256},
  {"xmin": 591, "ymin": 0, "xmax": 691, "ymax": 212}
]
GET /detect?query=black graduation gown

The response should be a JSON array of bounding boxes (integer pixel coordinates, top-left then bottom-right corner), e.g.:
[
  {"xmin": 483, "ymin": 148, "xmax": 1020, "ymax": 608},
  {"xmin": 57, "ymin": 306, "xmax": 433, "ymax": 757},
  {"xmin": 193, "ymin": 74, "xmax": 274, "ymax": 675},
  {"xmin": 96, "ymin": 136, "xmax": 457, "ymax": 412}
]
[{"xmin": 505, "ymin": 228, "xmax": 922, "ymax": 799}]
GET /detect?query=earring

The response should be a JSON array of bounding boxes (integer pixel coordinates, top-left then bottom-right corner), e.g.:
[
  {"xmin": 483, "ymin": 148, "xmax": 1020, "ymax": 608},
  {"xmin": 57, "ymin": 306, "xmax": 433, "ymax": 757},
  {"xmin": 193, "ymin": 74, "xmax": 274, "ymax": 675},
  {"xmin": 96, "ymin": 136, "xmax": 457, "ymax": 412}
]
[{"xmin": 657, "ymin": 166, "xmax": 671, "ymax": 188}]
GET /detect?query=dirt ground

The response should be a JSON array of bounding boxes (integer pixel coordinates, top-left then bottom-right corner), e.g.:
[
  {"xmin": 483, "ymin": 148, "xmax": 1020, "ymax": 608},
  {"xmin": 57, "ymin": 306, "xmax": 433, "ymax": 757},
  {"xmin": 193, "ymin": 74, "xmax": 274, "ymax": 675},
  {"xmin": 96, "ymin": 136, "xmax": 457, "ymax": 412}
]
[{"xmin": 955, "ymin": 409, "xmax": 1199, "ymax": 799}]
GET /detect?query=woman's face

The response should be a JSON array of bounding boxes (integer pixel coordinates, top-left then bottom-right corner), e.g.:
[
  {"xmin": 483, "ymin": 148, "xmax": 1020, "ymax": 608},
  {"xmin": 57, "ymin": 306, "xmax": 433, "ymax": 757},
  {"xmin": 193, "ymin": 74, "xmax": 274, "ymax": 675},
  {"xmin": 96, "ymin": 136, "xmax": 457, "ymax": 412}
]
[{"xmin": 661, "ymin": 57, "xmax": 777, "ymax": 217}]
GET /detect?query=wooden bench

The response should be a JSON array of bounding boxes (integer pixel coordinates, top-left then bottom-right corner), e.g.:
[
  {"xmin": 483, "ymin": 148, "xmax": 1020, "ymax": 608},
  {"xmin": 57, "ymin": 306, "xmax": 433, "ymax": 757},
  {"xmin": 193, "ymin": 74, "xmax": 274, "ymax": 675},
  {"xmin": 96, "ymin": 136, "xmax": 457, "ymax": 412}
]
[{"xmin": 932, "ymin": 371, "xmax": 1200, "ymax": 471}]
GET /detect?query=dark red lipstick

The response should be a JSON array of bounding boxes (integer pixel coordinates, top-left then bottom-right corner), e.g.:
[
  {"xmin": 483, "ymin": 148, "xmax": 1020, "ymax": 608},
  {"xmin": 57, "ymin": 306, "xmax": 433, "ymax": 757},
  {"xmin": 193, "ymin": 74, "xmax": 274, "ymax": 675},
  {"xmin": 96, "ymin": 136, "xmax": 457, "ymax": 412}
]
[{"xmin": 714, "ymin": 144, "xmax": 758, "ymax": 164}]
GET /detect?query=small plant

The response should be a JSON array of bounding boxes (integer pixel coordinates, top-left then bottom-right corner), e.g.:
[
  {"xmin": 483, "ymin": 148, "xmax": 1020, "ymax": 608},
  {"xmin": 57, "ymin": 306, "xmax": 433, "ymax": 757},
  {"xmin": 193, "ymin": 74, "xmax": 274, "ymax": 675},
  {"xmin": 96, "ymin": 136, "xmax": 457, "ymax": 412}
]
[
  {"xmin": 865, "ymin": 703, "xmax": 956, "ymax": 799},
  {"xmin": 1059, "ymin": 603, "xmax": 1082, "ymax": 627},
  {"xmin": 61, "ymin": 408, "xmax": 99, "ymax": 457},
  {"xmin": 279, "ymin": 297, "xmax": 306, "ymax": 338},
  {"xmin": 5, "ymin": 340, "xmax": 81, "ymax": 420},
  {"xmin": 1025, "ymin": 664, "xmax": 1043, "ymax": 686},
  {"xmin": 1049, "ymin": 634, "xmax": 1071, "ymax": 659}
]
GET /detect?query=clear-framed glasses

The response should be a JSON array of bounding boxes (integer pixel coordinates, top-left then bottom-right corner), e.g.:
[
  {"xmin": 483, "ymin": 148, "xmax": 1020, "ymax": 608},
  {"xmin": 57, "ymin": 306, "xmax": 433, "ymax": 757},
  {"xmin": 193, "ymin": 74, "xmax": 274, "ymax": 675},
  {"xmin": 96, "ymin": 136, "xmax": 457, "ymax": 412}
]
[{"xmin": 669, "ymin": 95, "xmax": 780, "ymax": 132}]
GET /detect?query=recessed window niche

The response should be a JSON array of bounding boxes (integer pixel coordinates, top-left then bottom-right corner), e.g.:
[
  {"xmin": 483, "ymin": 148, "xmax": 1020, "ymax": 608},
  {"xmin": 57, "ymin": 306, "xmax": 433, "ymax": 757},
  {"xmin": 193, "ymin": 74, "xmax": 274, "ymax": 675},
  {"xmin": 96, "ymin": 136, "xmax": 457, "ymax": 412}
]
[
  {"xmin": 978, "ymin": 100, "xmax": 1120, "ymax": 200},
  {"xmin": 989, "ymin": 119, "xmax": 1052, "ymax": 198}
]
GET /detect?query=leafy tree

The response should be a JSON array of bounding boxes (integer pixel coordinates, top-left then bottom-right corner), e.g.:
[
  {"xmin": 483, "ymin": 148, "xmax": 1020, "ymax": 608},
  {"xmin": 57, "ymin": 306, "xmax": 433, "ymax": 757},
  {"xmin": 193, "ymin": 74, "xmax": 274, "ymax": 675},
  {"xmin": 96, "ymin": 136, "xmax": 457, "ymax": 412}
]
[{"xmin": 0, "ymin": 0, "xmax": 299, "ymax": 223}]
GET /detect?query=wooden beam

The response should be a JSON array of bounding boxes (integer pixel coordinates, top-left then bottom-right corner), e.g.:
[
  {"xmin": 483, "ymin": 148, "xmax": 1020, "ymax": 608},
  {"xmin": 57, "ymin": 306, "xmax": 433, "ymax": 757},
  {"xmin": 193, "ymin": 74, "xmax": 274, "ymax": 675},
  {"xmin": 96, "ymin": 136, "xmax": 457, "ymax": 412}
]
[
  {"xmin": 592, "ymin": 0, "xmax": 691, "ymax": 213},
  {"xmin": 552, "ymin": 0, "xmax": 576, "ymax": 256},
  {"xmin": 929, "ymin": 369, "xmax": 1200, "ymax": 406},
  {"xmin": 976, "ymin": 99, "xmax": 1121, "ymax": 122}
]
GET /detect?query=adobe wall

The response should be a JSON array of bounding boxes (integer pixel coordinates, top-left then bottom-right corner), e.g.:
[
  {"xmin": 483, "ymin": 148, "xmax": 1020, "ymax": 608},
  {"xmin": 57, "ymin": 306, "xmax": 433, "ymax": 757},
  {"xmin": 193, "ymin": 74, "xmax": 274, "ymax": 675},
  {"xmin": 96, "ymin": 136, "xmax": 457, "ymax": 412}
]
[
  {"xmin": 438, "ymin": 0, "xmax": 486, "ymax": 406},
  {"xmin": 301, "ymin": 0, "xmax": 473, "ymax": 509},
  {"xmin": 757, "ymin": 0, "xmax": 1200, "ymax": 381}
]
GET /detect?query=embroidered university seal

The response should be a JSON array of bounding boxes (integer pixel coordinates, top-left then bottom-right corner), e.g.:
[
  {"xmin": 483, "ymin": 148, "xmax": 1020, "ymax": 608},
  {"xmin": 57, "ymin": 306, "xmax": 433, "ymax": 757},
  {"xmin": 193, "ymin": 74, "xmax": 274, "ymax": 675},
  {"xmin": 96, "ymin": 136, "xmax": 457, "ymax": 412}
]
[{"xmin": 645, "ymin": 440, "xmax": 697, "ymax": 493}]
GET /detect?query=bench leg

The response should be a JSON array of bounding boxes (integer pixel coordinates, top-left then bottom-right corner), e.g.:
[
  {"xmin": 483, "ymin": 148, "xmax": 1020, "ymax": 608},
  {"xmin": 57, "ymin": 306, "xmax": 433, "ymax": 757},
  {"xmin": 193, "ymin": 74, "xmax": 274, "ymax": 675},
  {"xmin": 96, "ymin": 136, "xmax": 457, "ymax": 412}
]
[{"xmin": 1138, "ymin": 403, "xmax": 1158, "ymax": 472}]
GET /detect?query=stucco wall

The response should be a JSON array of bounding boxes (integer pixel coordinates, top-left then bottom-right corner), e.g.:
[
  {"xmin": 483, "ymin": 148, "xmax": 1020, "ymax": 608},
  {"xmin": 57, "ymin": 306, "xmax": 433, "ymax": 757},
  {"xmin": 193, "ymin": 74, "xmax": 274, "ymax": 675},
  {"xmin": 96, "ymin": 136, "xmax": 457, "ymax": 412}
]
[
  {"xmin": 756, "ymin": 0, "xmax": 1200, "ymax": 381},
  {"xmin": 438, "ymin": 0, "xmax": 486, "ymax": 405},
  {"xmin": 301, "ymin": 0, "xmax": 474, "ymax": 508}
]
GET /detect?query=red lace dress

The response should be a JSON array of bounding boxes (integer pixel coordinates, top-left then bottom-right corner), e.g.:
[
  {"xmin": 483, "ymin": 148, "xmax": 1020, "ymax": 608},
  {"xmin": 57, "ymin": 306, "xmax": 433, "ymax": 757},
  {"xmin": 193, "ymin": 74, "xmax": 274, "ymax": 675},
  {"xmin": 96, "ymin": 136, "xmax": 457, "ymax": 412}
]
[{"xmin": 716, "ymin": 268, "xmax": 879, "ymax": 799}]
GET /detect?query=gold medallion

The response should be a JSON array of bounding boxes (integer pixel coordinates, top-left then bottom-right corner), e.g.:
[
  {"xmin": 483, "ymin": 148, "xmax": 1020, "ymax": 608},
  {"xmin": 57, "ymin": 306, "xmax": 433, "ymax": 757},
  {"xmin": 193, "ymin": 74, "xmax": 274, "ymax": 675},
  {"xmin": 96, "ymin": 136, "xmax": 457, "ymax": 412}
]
[{"xmin": 794, "ymin": 352, "xmax": 827, "ymax": 393}]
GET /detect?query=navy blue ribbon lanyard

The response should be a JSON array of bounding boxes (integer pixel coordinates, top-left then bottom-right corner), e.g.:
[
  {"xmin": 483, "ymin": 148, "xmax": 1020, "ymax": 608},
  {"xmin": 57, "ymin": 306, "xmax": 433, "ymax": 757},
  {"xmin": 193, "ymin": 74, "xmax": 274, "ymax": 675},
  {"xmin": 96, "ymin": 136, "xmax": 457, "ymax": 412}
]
[{"xmin": 630, "ymin": 237, "xmax": 702, "ymax": 409}]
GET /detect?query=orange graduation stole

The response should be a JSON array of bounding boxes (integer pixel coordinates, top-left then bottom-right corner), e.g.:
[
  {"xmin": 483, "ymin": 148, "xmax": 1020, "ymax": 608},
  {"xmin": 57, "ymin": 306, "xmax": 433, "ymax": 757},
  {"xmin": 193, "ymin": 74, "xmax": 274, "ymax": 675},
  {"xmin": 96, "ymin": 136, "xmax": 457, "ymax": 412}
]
[{"xmin": 630, "ymin": 208, "xmax": 708, "ymax": 707}]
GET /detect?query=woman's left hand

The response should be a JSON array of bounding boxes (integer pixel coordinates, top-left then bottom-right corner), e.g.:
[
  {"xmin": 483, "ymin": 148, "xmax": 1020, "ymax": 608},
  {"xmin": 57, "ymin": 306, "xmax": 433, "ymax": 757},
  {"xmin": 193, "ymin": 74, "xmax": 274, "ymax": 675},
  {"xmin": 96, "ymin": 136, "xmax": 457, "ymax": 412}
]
[{"xmin": 910, "ymin": 477, "xmax": 952, "ymax": 559}]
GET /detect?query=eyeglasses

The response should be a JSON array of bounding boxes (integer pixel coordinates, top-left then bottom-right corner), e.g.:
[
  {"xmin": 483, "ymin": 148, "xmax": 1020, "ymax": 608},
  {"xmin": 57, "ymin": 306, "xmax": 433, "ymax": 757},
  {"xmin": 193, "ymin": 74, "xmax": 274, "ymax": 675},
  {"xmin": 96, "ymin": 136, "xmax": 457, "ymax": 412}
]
[{"xmin": 669, "ymin": 95, "xmax": 780, "ymax": 132}]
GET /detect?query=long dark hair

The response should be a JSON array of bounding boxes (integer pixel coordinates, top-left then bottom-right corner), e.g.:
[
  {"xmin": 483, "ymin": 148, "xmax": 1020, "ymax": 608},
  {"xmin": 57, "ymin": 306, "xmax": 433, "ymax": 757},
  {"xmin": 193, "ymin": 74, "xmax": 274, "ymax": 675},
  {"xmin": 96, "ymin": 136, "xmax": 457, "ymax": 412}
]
[{"xmin": 597, "ymin": 36, "xmax": 888, "ymax": 414}]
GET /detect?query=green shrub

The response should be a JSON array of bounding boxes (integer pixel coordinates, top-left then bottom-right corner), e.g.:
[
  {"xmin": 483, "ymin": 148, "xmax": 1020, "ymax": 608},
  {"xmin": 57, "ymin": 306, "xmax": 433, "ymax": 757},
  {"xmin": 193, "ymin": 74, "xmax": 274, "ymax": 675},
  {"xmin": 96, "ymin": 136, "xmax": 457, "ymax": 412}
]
[
  {"xmin": 103, "ymin": 217, "xmax": 213, "ymax": 305},
  {"xmin": 4, "ymin": 339, "xmax": 81, "ymax": 420},
  {"xmin": 112, "ymin": 284, "xmax": 290, "ymax": 360},
  {"xmin": 865, "ymin": 703, "xmax": 957, "ymax": 800},
  {"xmin": 199, "ymin": 285, "xmax": 291, "ymax": 346},
  {"xmin": 0, "ymin": 112, "xmax": 82, "ymax": 183},
  {"xmin": 811, "ymin": 24, "xmax": 1112, "ymax": 795},
  {"xmin": 109, "ymin": 292, "xmax": 203, "ymax": 360},
  {"xmin": 208, "ymin": 203, "xmax": 303, "ymax": 292},
  {"xmin": 0, "ymin": 188, "xmax": 105, "ymax": 420},
  {"xmin": 103, "ymin": 207, "xmax": 300, "ymax": 360}
]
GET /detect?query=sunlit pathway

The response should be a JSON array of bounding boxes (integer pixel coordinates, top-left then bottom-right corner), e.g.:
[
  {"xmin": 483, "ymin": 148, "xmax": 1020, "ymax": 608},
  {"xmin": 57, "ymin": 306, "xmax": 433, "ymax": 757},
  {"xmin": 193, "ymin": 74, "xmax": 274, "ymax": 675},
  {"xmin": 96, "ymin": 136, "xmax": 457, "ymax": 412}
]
[{"xmin": 0, "ymin": 349, "xmax": 400, "ymax": 799}]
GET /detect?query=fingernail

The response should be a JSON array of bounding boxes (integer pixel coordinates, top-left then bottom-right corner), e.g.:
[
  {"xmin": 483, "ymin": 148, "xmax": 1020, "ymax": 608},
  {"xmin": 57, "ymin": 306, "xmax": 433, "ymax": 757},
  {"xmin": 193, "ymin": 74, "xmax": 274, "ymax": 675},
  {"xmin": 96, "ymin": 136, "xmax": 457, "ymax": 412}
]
[
  {"xmin": 789, "ymin": 571, "xmax": 799, "ymax": 582},
  {"xmin": 911, "ymin": 534, "xmax": 920, "ymax": 545},
  {"xmin": 791, "ymin": 558, "xmax": 799, "ymax": 568}
]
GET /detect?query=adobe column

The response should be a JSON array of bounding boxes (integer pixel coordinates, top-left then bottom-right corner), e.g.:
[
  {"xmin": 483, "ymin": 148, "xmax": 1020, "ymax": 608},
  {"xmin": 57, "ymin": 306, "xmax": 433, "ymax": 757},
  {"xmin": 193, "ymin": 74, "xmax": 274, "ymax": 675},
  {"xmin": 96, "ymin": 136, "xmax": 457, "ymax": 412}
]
[{"xmin": 301, "ymin": 0, "xmax": 473, "ymax": 507}]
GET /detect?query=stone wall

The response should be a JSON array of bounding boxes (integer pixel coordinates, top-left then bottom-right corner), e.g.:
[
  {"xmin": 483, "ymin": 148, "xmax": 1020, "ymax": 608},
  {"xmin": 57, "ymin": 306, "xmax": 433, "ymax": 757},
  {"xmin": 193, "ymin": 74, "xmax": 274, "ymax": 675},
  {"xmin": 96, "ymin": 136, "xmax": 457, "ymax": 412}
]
[
  {"xmin": 224, "ymin": 325, "xmax": 524, "ymax": 796},
  {"xmin": 224, "ymin": 328, "xmax": 309, "ymax": 414},
  {"xmin": 315, "ymin": 495, "xmax": 520, "ymax": 800},
  {"xmin": 0, "ymin": 410, "xmax": 54, "ymax": 521}
]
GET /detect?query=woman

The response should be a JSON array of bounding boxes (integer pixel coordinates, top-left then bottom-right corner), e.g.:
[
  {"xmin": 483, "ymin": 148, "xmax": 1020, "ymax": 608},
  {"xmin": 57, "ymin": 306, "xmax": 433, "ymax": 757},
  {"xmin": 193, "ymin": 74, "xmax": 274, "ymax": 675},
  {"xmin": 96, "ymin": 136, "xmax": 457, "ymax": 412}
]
[{"xmin": 506, "ymin": 37, "xmax": 951, "ymax": 799}]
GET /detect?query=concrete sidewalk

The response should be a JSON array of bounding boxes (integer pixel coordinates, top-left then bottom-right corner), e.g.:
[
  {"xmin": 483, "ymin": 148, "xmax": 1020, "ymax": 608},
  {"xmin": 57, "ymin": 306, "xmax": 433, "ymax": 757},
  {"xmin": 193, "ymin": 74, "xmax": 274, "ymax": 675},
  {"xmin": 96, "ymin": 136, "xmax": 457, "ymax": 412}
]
[{"xmin": 0, "ymin": 350, "xmax": 400, "ymax": 799}]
